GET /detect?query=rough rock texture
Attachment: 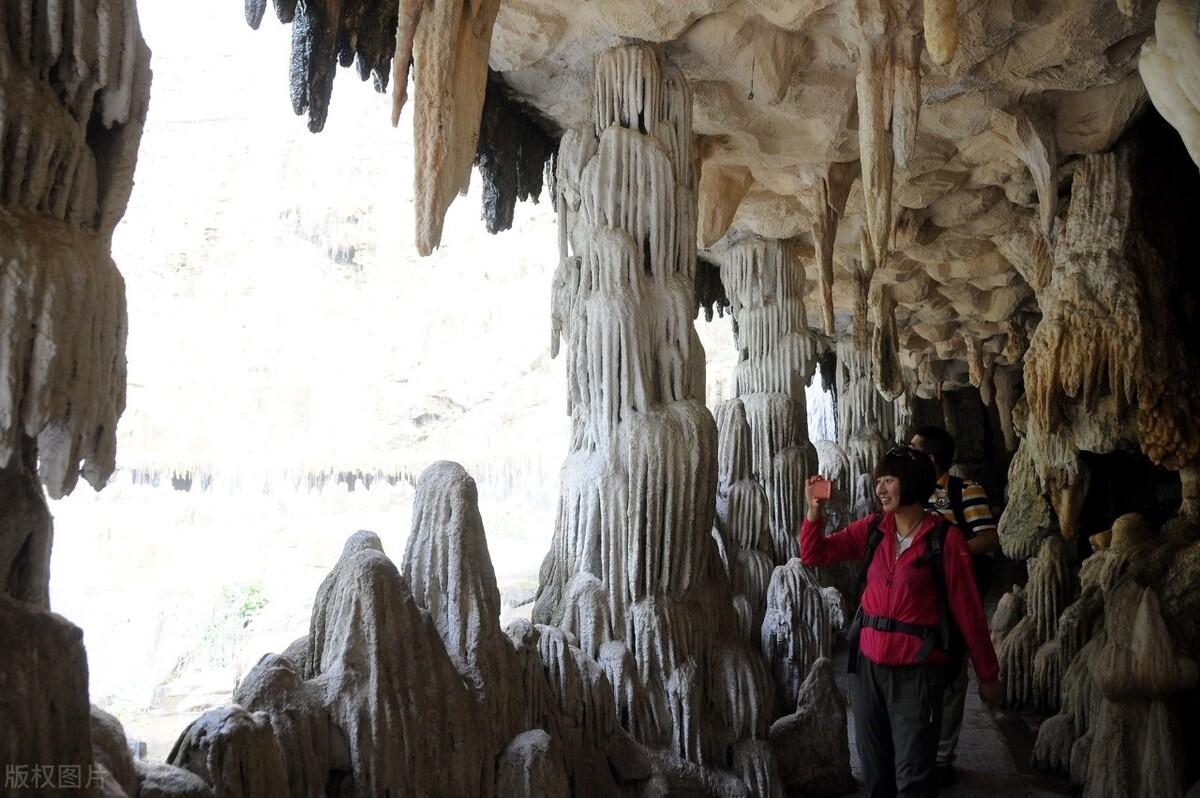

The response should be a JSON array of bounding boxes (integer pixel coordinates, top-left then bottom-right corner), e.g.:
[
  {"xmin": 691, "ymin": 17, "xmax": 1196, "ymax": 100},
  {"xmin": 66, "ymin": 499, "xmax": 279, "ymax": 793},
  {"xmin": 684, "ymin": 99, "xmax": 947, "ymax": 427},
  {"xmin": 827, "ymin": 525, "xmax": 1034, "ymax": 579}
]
[
  {"xmin": 760, "ymin": 560, "xmax": 841, "ymax": 713},
  {"xmin": 0, "ymin": 0, "xmax": 149, "ymax": 500},
  {"xmin": 135, "ymin": 761, "xmax": 214, "ymax": 798},
  {"xmin": 1023, "ymin": 135, "xmax": 1200, "ymax": 504},
  {"xmin": 497, "ymin": 730, "xmax": 571, "ymax": 797},
  {"xmin": 995, "ymin": 535, "xmax": 1073, "ymax": 708},
  {"xmin": 1025, "ymin": 513, "xmax": 1200, "ymax": 797},
  {"xmin": 90, "ymin": 707, "xmax": 138, "ymax": 798},
  {"xmin": 0, "ymin": 595, "xmax": 96, "ymax": 797},
  {"xmin": 768, "ymin": 657, "xmax": 854, "ymax": 796},
  {"xmin": 167, "ymin": 706, "xmax": 291, "ymax": 797}
]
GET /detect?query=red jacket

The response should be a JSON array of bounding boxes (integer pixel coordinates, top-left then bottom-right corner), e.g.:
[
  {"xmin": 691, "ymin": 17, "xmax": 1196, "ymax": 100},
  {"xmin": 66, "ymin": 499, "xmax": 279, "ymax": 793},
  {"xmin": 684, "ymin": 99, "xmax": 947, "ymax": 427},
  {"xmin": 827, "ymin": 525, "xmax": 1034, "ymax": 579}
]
[{"xmin": 799, "ymin": 511, "xmax": 1000, "ymax": 683}]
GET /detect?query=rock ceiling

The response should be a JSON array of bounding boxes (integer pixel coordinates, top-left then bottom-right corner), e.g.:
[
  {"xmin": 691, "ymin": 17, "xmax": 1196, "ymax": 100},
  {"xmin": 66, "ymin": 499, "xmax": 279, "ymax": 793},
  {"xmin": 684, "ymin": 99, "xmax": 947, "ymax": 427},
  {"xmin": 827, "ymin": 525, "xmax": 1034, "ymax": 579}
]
[{"xmin": 486, "ymin": 0, "xmax": 1160, "ymax": 387}]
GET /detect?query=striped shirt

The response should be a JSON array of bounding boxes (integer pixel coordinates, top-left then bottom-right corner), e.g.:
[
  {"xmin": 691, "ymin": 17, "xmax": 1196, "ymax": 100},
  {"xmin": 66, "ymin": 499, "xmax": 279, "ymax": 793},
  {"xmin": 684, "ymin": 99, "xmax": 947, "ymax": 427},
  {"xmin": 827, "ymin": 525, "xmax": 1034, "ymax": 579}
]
[{"xmin": 926, "ymin": 472, "xmax": 996, "ymax": 542}]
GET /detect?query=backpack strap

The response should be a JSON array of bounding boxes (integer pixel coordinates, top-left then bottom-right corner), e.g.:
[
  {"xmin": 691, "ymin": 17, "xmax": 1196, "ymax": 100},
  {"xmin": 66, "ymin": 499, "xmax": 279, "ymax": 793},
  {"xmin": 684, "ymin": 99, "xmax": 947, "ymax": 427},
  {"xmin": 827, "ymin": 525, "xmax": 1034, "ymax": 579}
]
[
  {"xmin": 847, "ymin": 515, "xmax": 886, "ymax": 674},
  {"xmin": 912, "ymin": 518, "xmax": 954, "ymax": 662}
]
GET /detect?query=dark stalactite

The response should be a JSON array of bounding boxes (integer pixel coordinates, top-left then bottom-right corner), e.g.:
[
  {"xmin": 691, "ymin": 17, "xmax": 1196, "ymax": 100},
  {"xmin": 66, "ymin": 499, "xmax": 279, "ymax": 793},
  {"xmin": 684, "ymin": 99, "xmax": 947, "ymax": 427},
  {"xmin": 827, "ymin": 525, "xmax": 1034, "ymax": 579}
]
[
  {"xmin": 253, "ymin": 0, "xmax": 398, "ymax": 132},
  {"xmin": 695, "ymin": 256, "xmax": 729, "ymax": 322},
  {"xmin": 246, "ymin": 0, "xmax": 268, "ymax": 30},
  {"xmin": 475, "ymin": 74, "xmax": 558, "ymax": 235}
]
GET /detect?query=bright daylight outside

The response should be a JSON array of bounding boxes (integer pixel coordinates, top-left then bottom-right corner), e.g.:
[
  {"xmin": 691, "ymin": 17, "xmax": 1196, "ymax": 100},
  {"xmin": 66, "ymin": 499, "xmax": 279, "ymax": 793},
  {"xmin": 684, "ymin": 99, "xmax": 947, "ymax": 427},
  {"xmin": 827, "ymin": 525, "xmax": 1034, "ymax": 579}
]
[{"xmin": 46, "ymin": 3, "xmax": 836, "ymax": 760}]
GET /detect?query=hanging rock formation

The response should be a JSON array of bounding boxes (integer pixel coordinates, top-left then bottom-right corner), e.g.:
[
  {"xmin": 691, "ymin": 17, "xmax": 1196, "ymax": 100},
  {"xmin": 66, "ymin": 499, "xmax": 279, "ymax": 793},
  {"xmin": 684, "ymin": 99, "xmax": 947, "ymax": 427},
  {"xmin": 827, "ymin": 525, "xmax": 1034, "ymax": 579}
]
[
  {"xmin": 1, "ymin": 4, "xmax": 149, "ymax": 789},
  {"xmin": 0, "ymin": 0, "xmax": 149, "ymax": 504}
]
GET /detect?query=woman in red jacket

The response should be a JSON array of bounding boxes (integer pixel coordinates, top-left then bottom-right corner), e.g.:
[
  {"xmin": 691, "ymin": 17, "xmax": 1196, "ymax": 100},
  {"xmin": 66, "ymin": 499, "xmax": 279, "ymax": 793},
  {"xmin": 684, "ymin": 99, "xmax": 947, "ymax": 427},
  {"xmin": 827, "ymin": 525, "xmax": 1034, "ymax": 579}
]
[{"xmin": 799, "ymin": 445, "xmax": 1002, "ymax": 797}]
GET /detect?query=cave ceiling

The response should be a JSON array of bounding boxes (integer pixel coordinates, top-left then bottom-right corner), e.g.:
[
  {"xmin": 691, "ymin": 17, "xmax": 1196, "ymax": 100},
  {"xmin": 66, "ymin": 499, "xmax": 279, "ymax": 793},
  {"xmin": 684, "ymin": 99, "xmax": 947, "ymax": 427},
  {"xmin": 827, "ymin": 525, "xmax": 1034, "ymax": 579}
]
[{"xmin": 485, "ymin": 0, "xmax": 1158, "ymax": 387}]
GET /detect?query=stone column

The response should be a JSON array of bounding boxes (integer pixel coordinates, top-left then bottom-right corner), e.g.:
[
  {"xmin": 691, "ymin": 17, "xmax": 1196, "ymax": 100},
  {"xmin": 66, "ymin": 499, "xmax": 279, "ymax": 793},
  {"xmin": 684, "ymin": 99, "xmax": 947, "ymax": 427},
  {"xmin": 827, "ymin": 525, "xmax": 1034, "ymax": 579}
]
[
  {"xmin": 718, "ymin": 237, "xmax": 820, "ymax": 567},
  {"xmin": 537, "ymin": 45, "xmax": 778, "ymax": 786}
]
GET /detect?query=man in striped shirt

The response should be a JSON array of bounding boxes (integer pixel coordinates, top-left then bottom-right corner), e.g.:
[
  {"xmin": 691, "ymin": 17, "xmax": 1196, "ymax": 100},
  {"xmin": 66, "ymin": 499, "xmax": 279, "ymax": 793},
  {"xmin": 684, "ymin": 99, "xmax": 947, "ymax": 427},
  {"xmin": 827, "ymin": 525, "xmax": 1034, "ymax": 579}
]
[{"xmin": 911, "ymin": 425, "xmax": 999, "ymax": 787}]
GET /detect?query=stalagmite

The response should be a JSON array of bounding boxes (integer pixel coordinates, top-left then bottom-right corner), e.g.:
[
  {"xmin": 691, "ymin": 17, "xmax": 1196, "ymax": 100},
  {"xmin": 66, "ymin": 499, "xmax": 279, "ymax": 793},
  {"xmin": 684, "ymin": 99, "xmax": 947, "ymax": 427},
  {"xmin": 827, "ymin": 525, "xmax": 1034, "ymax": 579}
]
[
  {"xmin": 403, "ymin": 462, "xmax": 522, "ymax": 748},
  {"xmin": 167, "ymin": 706, "xmax": 292, "ymax": 797},
  {"xmin": 720, "ymin": 238, "xmax": 821, "ymax": 567},
  {"xmin": 760, "ymin": 561, "xmax": 841, "ymax": 712},
  {"xmin": 1086, "ymin": 582, "xmax": 1198, "ymax": 798},
  {"xmin": 715, "ymin": 399, "xmax": 775, "ymax": 638},
  {"xmin": 767, "ymin": 658, "xmax": 855, "ymax": 795},
  {"xmin": 995, "ymin": 535, "xmax": 1073, "ymax": 707},
  {"xmin": 0, "ymin": 595, "xmax": 96, "ymax": 792}
]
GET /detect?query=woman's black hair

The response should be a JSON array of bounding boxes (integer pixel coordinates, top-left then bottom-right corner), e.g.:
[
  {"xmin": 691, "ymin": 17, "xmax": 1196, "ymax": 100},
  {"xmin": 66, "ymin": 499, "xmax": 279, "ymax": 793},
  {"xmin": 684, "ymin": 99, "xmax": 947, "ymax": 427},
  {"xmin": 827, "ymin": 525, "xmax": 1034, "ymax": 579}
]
[{"xmin": 873, "ymin": 445, "xmax": 938, "ymax": 507}]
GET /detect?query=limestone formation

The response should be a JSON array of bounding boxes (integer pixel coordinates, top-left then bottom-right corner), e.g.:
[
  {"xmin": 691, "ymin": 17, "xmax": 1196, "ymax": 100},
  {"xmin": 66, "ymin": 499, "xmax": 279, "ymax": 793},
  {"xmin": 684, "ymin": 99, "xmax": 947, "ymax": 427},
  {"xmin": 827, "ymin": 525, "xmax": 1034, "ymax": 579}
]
[
  {"xmin": 1140, "ymin": 0, "xmax": 1200, "ymax": 168},
  {"xmin": 0, "ymin": 0, "xmax": 149, "ymax": 502},
  {"xmin": 0, "ymin": 595, "xmax": 95, "ymax": 797},
  {"xmin": 167, "ymin": 706, "xmax": 291, "ymax": 797},
  {"xmin": 760, "ymin": 560, "xmax": 841, "ymax": 713},
  {"xmin": 475, "ymin": 75, "xmax": 558, "ymax": 235},
  {"xmin": 719, "ymin": 238, "xmax": 821, "ymax": 568},
  {"xmin": 768, "ymin": 657, "xmax": 854, "ymax": 796},
  {"xmin": 536, "ymin": 45, "xmax": 782, "ymax": 792}
]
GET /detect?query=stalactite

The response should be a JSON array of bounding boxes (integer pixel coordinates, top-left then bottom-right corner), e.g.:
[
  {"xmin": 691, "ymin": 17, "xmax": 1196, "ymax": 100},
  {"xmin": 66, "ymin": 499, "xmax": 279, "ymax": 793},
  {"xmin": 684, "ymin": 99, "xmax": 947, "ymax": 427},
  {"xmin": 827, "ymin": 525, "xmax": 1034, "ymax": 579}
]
[
  {"xmin": 0, "ymin": 0, "xmax": 149, "ymax": 499},
  {"xmin": 855, "ymin": 32, "xmax": 894, "ymax": 272},
  {"xmin": 923, "ymin": 0, "xmax": 958, "ymax": 65},
  {"xmin": 695, "ymin": 256, "xmax": 729, "ymax": 323},
  {"xmin": 475, "ymin": 74, "xmax": 558, "ymax": 235},
  {"xmin": 698, "ymin": 163, "xmax": 754, "ymax": 248},
  {"xmin": 808, "ymin": 166, "xmax": 855, "ymax": 337},
  {"xmin": 891, "ymin": 30, "xmax": 921, "ymax": 171},
  {"xmin": 870, "ymin": 284, "xmax": 903, "ymax": 401}
]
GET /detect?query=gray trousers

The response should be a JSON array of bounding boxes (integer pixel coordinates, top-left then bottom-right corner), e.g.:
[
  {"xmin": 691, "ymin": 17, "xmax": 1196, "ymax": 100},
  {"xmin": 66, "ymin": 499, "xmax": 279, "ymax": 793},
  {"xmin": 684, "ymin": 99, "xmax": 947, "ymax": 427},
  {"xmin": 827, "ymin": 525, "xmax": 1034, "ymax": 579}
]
[
  {"xmin": 851, "ymin": 657, "xmax": 946, "ymax": 798},
  {"xmin": 937, "ymin": 659, "xmax": 969, "ymax": 765}
]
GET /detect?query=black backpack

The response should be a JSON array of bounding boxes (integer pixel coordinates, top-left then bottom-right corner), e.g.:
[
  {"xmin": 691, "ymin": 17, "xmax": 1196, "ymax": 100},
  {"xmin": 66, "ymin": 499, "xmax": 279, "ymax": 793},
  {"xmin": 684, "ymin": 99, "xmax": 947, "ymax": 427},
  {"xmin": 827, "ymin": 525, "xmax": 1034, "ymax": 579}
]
[{"xmin": 845, "ymin": 515, "xmax": 966, "ymax": 675}]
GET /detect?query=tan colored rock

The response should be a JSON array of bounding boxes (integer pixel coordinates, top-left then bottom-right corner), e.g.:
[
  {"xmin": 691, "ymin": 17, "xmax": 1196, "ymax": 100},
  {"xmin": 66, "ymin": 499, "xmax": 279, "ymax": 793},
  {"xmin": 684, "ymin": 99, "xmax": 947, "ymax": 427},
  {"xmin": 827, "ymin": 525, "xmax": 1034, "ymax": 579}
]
[{"xmin": 698, "ymin": 164, "xmax": 754, "ymax": 247}]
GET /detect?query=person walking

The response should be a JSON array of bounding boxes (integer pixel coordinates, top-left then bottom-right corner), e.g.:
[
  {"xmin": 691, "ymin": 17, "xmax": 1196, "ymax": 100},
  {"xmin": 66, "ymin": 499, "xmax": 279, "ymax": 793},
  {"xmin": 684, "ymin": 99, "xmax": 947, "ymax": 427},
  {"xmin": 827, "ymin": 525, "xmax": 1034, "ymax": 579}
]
[
  {"xmin": 910, "ymin": 426, "xmax": 999, "ymax": 787},
  {"xmin": 799, "ymin": 446, "xmax": 1002, "ymax": 797}
]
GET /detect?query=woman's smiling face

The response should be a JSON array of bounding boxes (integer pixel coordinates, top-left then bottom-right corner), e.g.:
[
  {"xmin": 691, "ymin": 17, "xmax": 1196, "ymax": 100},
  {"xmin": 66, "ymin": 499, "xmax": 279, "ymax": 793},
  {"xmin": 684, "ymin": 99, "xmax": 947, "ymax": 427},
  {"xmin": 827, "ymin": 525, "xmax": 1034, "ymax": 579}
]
[{"xmin": 876, "ymin": 474, "xmax": 902, "ymax": 511}]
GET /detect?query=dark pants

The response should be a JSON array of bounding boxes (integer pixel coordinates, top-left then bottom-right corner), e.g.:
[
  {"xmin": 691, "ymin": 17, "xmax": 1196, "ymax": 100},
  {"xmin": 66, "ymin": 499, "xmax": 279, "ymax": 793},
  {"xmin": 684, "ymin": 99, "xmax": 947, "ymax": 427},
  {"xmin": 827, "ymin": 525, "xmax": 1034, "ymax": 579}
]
[{"xmin": 851, "ymin": 657, "xmax": 946, "ymax": 798}]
